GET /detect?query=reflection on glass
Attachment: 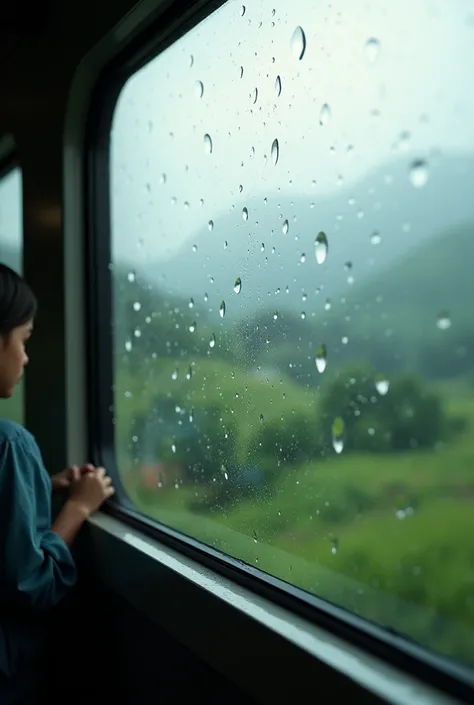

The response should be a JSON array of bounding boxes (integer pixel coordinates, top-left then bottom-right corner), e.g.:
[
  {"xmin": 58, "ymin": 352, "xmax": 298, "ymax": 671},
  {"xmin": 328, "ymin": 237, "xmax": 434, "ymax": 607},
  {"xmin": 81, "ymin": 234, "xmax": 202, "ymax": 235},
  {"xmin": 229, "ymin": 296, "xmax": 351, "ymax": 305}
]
[
  {"xmin": 109, "ymin": 0, "xmax": 474, "ymax": 666},
  {"xmin": 0, "ymin": 166, "xmax": 23, "ymax": 423}
]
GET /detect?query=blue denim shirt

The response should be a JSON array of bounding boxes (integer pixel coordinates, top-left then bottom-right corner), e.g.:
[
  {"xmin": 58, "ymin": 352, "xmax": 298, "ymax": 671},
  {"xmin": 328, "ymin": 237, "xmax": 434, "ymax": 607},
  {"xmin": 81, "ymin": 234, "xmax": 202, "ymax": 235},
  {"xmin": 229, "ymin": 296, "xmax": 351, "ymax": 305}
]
[{"xmin": 0, "ymin": 420, "xmax": 76, "ymax": 677}]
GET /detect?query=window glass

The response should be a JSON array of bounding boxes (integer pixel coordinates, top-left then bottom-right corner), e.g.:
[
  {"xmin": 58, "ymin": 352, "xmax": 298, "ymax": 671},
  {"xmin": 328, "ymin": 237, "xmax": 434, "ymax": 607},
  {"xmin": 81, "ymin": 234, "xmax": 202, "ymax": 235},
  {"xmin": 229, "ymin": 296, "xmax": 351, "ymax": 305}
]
[
  {"xmin": 0, "ymin": 166, "xmax": 23, "ymax": 423},
  {"xmin": 109, "ymin": 0, "xmax": 474, "ymax": 666}
]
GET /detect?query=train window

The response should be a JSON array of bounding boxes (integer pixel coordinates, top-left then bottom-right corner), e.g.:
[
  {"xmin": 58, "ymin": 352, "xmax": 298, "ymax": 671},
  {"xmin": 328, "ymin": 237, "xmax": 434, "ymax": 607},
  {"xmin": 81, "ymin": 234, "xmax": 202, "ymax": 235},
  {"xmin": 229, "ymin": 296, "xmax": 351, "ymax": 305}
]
[
  {"xmin": 0, "ymin": 164, "xmax": 23, "ymax": 423},
  {"xmin": 104, "ymin": 0, "xmax": 474, "ymax": 669}
]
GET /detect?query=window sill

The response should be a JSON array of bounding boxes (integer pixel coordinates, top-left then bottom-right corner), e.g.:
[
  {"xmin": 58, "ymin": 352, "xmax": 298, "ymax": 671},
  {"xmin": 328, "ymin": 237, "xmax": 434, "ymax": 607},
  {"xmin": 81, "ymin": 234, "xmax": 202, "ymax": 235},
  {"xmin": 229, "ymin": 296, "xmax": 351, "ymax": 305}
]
[{"xmin": 85, "ymin": 513, "xmax": 462, "ymax": 705}]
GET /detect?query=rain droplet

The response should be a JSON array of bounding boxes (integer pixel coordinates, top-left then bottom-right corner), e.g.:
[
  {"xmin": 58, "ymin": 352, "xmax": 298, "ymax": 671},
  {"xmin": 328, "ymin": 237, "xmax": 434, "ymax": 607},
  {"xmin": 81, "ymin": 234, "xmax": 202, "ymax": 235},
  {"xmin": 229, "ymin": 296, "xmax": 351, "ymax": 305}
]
[
  {"xmin": 204, "ymin": 133, "xmax": 213, "ymax": 154},
  {"xmin": 370, "ymin": 230, "xmax": 382, "ymax": 245},
  {"xmin": 365, "ymin": 37, "xmax": 380, "ymax": 62},
  {"xmin": 171, "ymin": 443, "xmax": 176, "ymax": 454},
  {"xmin": 300, "ymin": 253, "xmax": 306, "ymax": 264},
  {"xmin": 331, "ymin": 538, "xmax": 339, "ymax": 555},
  {"xmin": 375, "ymin": 377, "xmax": 390, "ymax": 395},
  {"xmin": 208, "ymin": 220, "xmax": 214, "ymax": 231},
  {"xmin": 315, "ymin": 344, "xmax": 327, "ymax": 373},
  {"xmin": 300, "ymin": 311, "xmax": 306, "ymax": 320},
  {"xmin": 171, "ymin": 369, "xmax": 178, "ymax": 381},
  {"xmin": 189, "ymin": 322, "xmax": 196, "ymax": 333},
  {"xmin": 275, "ymin": 75, "xmax": 282, "ymax": 97},
  {"xmin": 251, "ymin": 87, "xmax": 258, "ymax": 104},
  {"xmin": 259, "ymin": 413, "xmax": 264, "ymax": 424},
  {"xmin": 273, "ymin": 311, "xmax": 278, "ymax": 321},
  {"xmin": 291, "ymin": 26, "xmax": 306, "ymax": 60},
  {"xmin": 242, "ymin": 207, "xmax": 249, "ymax": 221},
  {"xmin": 240, "ymin": 4, "xmax": 246, "ymax": 16},
  {"xmin": 319, "ymin": 103, "xmax": 331, "ymax": 126},
  {"xmin": 195, "ymin": 80, "xmax": 204, "ymax": 98},
  {"xmin": 127, "ymin": 272, "xmax": 136, "ymax": 282},
  {"xmin": 324, "ymin": 298, "xmax": 331, "ymax": 311},
  {"xmin": 234, "ymin": 277, "xmax": 242, "ymax": 294},
  {"xmin": 189, "ymin": 55, "xmax": 194, "ymax": 67},
  {"xmin": 271, "ymin": 138, "xmax": 279, "ymax": 165},
  {"xmin": 261, "ymin": 243, "xmax": 265, "ymax": 252},
  {"xmin": 409, "ymin": 159, "xmax": 429, "ymax": 188},
  {"xmin": 436, "ymin": 312, "xmax": 451, "ymax": 330},
  {"xmin": 186, "ymin": 366, "xmax": 193, "ymax": 380},
  {"xmin": 133, "ymin": 301, "xmax": 141, "ymax": 311},
  {"xmin": 282, "ymin": 219, "xmax": 289, "ymax": 235},
  {"xmin": 125, "ymin": 340, "xmax": 132, "ymax": 353},
  {"xmin": 219, "ymin": 301, "xmax": 226, "ymax": 318},
  {"xmin": 192, "ymin": 244, "xmax": 198, "ymax": 253},
  {"xmin": 209, "ymin": 333, "xmax": 216, "ymax": 348},
  {"xmin": 315, "ymin": 231, "xmax": 328, "ymax": 264},
  {"xmin": 189, "ymin": 298, "xmax": 194, "ymax": 308},
  {"xmin": 332, "ymin": 417, "xmax": 345, "ymax": 454},
  {"xmin": 239, "ymin": 66, "xmax": 244, "ymax": 78}
]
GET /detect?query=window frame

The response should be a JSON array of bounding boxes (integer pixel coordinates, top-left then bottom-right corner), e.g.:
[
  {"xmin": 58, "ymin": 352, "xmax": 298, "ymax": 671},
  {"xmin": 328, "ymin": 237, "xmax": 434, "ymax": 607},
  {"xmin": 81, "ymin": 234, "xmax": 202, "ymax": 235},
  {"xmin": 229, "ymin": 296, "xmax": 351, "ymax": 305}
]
[{"xmin": 84, "ymin": 2, "xmax": 474, "ymax": 700}]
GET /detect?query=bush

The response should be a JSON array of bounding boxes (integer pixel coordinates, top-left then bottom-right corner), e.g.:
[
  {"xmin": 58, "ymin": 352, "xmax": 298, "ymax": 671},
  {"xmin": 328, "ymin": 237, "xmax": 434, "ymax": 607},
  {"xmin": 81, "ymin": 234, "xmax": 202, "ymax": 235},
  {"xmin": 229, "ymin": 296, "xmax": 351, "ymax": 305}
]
[{"xmin": 318, "ymin": 367, "xmax": 450, "ymax": 454}]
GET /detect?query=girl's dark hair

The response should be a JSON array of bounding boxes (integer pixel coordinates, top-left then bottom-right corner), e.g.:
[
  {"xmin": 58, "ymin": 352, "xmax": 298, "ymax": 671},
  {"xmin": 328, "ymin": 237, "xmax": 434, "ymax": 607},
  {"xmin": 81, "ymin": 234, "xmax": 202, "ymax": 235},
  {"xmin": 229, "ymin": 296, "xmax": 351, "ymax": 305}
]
[{"xmin": 0, "ymin": 263, "xmax": 37, "ymax": 335}]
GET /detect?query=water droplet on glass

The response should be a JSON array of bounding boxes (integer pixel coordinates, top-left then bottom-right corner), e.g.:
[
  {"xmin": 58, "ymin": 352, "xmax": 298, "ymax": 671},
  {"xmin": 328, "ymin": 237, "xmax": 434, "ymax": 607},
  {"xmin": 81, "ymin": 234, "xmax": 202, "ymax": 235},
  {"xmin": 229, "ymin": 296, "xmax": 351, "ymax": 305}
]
[
  {"xmin": 342, "ymin": 336, "xmax": 349, "ymax": 345},
  {"xmin": 186, "ymin": 366, "xmax": 193, "ymax": 380},
  {"xmin": 282, "ymin": 219, "xmax": 289, "ymax": 235},
  {"xmin": 319, "ymin": 103, "xmax": 331, "ymax": 126},
  {"xmin": 251, "ymin": 87, "xmax": 258, "ymax": 104},
  {"xmin": 275, "ymin": 75, "xmax": 282, "ymax": 97},
  {"xmin": 273, "ymin": 311, "xmax": 279, "ymax": 321},
  {"xmin": 219, "ymin": 301, "xmax": 226, "ymax": 318},
  {"xmin": 375, "ymin": 376, "xmax": 390, "ymax": 395},
  {"xmin": 234, "ymin": 277, "xmax": 242, "ymax": 294},
  {"xmin": 399, "ymin": 130, "xmax": 411, "ymax": 151},
  {"xmin": 259, "ymin": 413, "xmax": 264, "ymax": 424},
  {"xmin": 261, "ymin": 243, "xmax": 265, "ymax": 252},
  {"xmin": 242, "ymin": 207, "xmax": 249, "ymax": 221},
  {"xmin": 239, "ymin": 66, "xmax": 244, "ymax": 78},
  {"xmin": 315, "ymin": 231, "xmax": 328, "ymax": 264},
  {"xmin": 332, "ymin": 417, "xmax": 345, "ymax": 454},
  {"xmin": 209, "ymin": 333, "xmax": 216, "ymax": 348},
  {"xmin": 331, "ymin": 538, "xmax": 339, "ymax": 555},
  {"xmin": 324, "ymin": 298, "xmax": 331, "ymax": 311},
  {"xmin": 291, "ymin": 26, "xmax": 306, "ymax": 60},
  {"xmin": 133, "ymin": 301, "xmax": 141, "ymax": 311},
  {"xmin": 204, "ymin": 293, "xmax": 209, "ymax": 302},
  {"xmin": 195, "ymin": 80, "xmax": 204, "ymax": 98},
  {"xmin": 436, "ymin": 312, "xmax": 451, "ymax": 330},
  {"xmin": 127, "ymin": 272, "xmax": 136, "ymax": 282},
  {"xmin": 300, "ymin": 253, "xmax": 306, "ymax": 264},
  {"xmin": 365, "ymin": 37, "xmax": 380, "ymax": 62},
  {"xmin": 189, "ymin": 55, "xmax": 194, "ymax": 67},
  {"xmin": 300, "ymin": 311, "xmax": 306, "ymax": 320},
  {"xmin": 171, "ymin": 443, "xmax": 176, "ymax": 454},
  {"xmin": 189, "ymin": 298, "xmax": 194, "ymax": 309},
  {"xmin": 171, "ymin": 369, "xmax": 178, "ymax": 381},
  {"xmin": 240, "ymin": 4, "xmax": 246, "ymax": 16},
  {"xmin": 370, "ymin": 230, "xmax": 382, "ymax": 245},
  {"xmin": 125, "ymin": 340, "xmax": 132, "ymax": 353},
  {"xmin": 204, "ymin": 133, "xmax": 213, "ymax": 154},
  {"xmin": 409, "ymin": 159, "xmax": 429, "ymax": 187},
  {"xmin": 189, "ymin": 322, "xmax": 196, "ymax": 333},
  {"xmin": 192, "ymin": 244, "xmax": 198, "ymax": 253},
  {"xmin": 315, "ymin": 344, "xmax": 327, "ymax": 373},
  {"xmin": 271, "ymin": 138, "xmax": 279, "ymax": 165}
]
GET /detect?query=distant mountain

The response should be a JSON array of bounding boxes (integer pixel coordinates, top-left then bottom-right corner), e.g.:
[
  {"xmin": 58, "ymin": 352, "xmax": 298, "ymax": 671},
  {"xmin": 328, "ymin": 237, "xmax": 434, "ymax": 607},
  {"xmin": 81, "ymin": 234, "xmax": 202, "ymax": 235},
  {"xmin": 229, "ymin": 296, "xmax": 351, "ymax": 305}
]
[{"xmin": 139, "ymin": 153, "xmax": 474, "ymax": 327}]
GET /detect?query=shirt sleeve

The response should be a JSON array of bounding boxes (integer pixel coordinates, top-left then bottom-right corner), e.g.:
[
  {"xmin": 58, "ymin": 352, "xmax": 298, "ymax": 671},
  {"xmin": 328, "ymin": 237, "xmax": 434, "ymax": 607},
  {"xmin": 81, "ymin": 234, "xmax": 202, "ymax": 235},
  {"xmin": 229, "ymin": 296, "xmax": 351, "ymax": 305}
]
[{"xmin": 0, "ymin": 437, "xmax": 76, "ymax": 611}]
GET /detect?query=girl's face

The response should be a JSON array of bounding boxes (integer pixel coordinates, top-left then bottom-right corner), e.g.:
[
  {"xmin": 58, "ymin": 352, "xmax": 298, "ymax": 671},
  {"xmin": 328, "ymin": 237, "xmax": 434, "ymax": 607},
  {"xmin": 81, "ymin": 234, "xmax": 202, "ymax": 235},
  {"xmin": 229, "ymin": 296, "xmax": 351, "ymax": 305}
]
[{"xmin": 0, "ymin": 321, "xmax": 33, "ymax": 398}]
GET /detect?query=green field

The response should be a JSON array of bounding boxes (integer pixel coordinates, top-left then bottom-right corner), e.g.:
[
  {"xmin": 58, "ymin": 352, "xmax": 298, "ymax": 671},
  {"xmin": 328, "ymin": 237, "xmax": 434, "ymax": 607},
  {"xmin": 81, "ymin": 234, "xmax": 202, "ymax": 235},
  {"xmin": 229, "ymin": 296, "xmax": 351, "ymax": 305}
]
[{"xmin": 116, "ymin": 354, "xmax": 474, "ymax": 668}]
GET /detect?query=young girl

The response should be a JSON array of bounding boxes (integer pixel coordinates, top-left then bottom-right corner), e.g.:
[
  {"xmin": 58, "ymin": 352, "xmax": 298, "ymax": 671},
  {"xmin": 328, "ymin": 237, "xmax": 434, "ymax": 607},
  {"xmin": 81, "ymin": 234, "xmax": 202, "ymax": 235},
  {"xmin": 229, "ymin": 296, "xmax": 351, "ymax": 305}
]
[{"xmin": 0, "ymin": 262, "xmax": 114, "ymax": 702}]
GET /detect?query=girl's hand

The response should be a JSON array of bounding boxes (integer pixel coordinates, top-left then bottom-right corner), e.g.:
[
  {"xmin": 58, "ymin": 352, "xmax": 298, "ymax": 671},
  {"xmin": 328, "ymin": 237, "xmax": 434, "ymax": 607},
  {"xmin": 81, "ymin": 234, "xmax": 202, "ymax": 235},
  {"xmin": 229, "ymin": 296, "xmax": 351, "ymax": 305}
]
[{"xmin": 51, "ymin": 463, "xmax": 96, "ymax": 492}]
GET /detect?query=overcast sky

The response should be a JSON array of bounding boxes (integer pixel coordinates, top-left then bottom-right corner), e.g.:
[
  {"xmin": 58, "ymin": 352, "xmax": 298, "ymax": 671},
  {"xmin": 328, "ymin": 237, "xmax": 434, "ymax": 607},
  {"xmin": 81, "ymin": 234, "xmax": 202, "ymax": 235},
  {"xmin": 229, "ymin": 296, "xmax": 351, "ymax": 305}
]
[
  {"xmin": 1, "ymin": 0, "xmax": 473, "ymax": 264},
  {"xmin": 109, "ymin": 0, "xmax": 474, "ymax": 264}
]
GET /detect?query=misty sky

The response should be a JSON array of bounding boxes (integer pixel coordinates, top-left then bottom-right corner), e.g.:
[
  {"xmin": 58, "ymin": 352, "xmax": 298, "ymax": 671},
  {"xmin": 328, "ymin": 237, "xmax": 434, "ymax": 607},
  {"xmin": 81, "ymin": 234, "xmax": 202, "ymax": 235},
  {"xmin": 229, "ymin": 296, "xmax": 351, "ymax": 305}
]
[{"xmin": 109, "ymin": 0, "xmax": 474, "ymax": 265}]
